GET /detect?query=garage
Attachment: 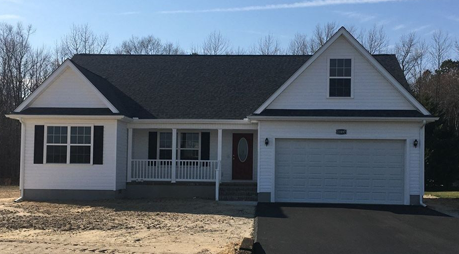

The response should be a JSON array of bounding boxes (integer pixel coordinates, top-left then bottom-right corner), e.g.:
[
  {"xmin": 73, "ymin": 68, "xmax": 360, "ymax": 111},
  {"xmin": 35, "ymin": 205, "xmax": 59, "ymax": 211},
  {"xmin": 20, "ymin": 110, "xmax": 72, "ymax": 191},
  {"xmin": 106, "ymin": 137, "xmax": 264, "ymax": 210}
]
[{"xmin": 275, "ymin": 139, "xmax": 406, "ymax": 204}]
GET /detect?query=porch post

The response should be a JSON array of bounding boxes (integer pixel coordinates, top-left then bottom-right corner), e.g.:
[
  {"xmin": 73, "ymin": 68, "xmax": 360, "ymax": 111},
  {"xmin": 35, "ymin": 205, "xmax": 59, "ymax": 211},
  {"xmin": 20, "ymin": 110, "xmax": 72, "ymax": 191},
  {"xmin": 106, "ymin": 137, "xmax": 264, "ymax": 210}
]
[
  {"xmin": 127, "ymin": 128, "xmax": 133, "ymax": 182},
  {"xmin": 216, "ymin": 129, "xmax": 223, "ymax": 201},
  {"xmin": 172, "ymin": 128, "xmax": 177, "ymax": 183}
]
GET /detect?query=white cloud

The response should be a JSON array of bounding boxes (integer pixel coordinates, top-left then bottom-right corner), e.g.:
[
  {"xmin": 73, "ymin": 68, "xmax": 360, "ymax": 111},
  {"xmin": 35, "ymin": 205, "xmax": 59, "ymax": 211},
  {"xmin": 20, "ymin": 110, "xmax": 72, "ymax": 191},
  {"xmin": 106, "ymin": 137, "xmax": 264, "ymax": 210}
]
[
  {"xmin": 159, "ymin": 0, "xmax": 406, "ymax": 14},
  {"xmin": 334, "ymin": 11, "xmax": 376, "ymax": 22},
  {"xmin": 411, "ymin": 25, "xmax": 431, "ymax": 33},
  {"xmin": 448, "ymin": 15, "xmax": 459, "ymax": 22},
  {"xmin": 393, "ymin": 24, "xmax": 406, "ymax": 30},
  {"xmin": 117, "ymin": 11, "xmax": 140, "ymax": 16},
  {"xmin": 0, "ymin": 14, "xmax": 21, "ymax": 20}
]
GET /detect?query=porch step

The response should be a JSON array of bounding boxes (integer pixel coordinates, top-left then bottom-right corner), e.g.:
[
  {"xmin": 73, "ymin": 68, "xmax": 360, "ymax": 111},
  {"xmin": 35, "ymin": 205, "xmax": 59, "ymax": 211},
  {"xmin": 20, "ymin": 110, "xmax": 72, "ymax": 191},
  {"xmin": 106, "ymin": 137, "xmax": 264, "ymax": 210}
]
[{"xmin": 219, "ymin": 183, "xmax": 257, "ymax": 201}]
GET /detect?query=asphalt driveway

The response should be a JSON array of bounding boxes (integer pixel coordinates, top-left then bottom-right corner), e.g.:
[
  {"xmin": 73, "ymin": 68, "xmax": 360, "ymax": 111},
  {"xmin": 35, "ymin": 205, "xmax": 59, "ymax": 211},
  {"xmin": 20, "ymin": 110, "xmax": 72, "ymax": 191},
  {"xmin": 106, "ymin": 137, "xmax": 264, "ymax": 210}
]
[{"xmin": 255, "ymin": 203, "xmax": 459, "ymax": 254}]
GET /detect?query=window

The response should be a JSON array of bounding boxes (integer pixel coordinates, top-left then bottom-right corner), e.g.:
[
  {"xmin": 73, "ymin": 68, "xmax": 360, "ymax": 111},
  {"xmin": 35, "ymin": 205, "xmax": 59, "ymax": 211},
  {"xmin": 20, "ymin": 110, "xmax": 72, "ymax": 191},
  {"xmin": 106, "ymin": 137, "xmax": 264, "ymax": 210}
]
[
  {"xmin": 157, "ymin": 132, "xmax": 200, "ymax": 160},
  {"xmin": 46, "ymin": 126, "xmax": 68, "ymax": 163},
  {"xmin": 159, "ymin": 132, "xmax": 172, "ymax": 159},
  {"xmin": 329, "ymin": 59, "xmax": 352, "ymax": 97},
  {"xmin": 70, "ymin": 127, "xmax": 91, "ymax": 163},
  {"xmin": 45, "ymin": 126, "xmax": 92, "ymax": 164},
  {"xmin": 180, "ymin": 133, "xmax": 199, "ymax": 160}
]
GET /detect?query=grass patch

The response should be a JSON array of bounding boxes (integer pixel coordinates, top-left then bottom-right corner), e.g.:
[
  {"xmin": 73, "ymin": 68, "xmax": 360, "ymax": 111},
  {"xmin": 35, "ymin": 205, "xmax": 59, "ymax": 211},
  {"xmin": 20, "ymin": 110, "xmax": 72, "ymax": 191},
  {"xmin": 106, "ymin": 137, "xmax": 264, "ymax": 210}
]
[{"xmin": 425, "ymin": 191, "xmax": 459, "ymax": 199}]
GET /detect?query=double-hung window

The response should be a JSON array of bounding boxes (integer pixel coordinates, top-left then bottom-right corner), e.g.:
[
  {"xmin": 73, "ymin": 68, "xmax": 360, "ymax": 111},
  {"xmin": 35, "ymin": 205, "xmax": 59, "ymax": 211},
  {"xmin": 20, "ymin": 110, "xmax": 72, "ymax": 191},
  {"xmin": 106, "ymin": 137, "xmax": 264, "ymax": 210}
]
[
  {"xmin": 46, "ymin": 126, "xmax": 68, "ymax": 163},
  {"xmin": 180, "ymin": 133, "xmax": 199, "ymax": 160},
  {"xmin": 329, "ymin": 59, "xmax": 352, "ymax": 97},
  {"xmin": 158, "ymin": 132, "xmax": 173, "ymax": 160},
  {"xmin": 157, "ymin": 132, "xmax": 200, "ymax": 160},
  {"xmin": 46, "ymin": 126, "xmax": 92, "ymax": 164}
]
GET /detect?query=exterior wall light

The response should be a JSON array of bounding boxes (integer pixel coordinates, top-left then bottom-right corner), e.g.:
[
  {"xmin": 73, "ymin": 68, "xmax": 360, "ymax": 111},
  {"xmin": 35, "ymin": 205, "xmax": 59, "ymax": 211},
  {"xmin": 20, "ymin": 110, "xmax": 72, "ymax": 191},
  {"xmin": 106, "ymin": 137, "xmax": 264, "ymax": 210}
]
[
  {"xmin": 414, "ymin": 139, "xmax": 418, "ymax": 148},
  {"xmin": 265, "ymin": 138, "xmax": 269, "ymax": 146}
]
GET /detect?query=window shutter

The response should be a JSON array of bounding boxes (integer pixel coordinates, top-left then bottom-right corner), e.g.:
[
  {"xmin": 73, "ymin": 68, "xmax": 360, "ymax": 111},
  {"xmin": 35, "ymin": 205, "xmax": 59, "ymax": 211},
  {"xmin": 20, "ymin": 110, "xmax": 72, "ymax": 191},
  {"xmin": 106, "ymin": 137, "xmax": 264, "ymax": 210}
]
[
  {"xmin": 201, "ymin": 132, "xmax": 210, "ymax": 160},
  {"xmin": 34, "ymin": 125, "xmax": 44, "ymax": 164},
  {"xmin": 148, "ymin": 132, "xmax": 157, "ymax": 159},
  {"xmin": 93, "ymin": 126, "xmax": 104, "ymax": 165}
]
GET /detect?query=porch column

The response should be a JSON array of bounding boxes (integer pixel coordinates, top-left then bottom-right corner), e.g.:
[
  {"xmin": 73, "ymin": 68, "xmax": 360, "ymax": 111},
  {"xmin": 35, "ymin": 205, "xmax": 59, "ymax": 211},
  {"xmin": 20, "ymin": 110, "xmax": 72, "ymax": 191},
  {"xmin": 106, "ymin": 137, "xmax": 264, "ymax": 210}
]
[
  {"xmin": 127, "ymin": 128, "xmax": 133, "ymax": 182},
  {"xmin": 216, "ymin": 129, "xmax": 223, "ymax": 201},
  {"xmin": 217, "ymin": 129, "xmax": 222, "ymax": 181},
  {"xmin": 171, "ymin": 128, "xmax": 177, "ymax": 183}
]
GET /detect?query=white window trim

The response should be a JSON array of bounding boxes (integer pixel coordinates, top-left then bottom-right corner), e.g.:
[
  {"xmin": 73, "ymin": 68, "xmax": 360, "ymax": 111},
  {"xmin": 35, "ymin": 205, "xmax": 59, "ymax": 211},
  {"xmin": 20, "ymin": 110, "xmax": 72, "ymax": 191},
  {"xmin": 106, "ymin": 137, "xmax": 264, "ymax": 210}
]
[
  {"xmin": 44, "ymin": 124, "xmax": 94, "ymax": 165},
  {"xmin": 157, "ymin": 131, "xmax": 201, "ymax": 160},
  {"xmin": 157, "ymin": 131, "xmax": 173, "ymax": 160},
  {"xmin": 327, "ymin": 57, "xmax": 354, "ymax": 99}
]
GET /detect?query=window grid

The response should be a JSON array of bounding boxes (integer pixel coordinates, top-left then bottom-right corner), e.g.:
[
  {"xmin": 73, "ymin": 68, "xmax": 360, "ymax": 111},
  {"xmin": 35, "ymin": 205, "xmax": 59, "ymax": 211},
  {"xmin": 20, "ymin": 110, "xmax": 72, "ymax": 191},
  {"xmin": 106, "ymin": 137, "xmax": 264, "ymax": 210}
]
[
  {"xmin": 158, "ymin": 132, "xmax": 173, "ymax": 160},
  {"xmin": 157, "ymin": 132, "xmax": 201, "ymax": 160},
  {"xmin": 45, "ymin": 125, "xmax": 93, "ymax": 164},
  {"xmin": 329, "ymin": 58, "xmax": 352, "ymax": 98},
  {"xmin": 180, "ymin": 133, "xmax": 200, "ymax": 160}
]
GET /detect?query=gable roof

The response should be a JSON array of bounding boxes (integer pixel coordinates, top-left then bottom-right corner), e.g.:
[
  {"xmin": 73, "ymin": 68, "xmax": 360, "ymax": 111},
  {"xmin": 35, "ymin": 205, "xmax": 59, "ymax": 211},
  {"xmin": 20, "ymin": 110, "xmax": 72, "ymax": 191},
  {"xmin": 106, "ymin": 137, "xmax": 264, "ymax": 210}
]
[
  {"xmin": 253, "ymin": 27, "xmax": 430, "ymax": 116},
  {"xmin": 14, "ymin": 60, "xmax": 119, "ymax": 114},
  {"xmin": 61, "ymin": 53, "xmax": 411, "ymax": 120},
  {"xmin": 70, "ymin": 55, "xmax": 312, "ymax": 119}
]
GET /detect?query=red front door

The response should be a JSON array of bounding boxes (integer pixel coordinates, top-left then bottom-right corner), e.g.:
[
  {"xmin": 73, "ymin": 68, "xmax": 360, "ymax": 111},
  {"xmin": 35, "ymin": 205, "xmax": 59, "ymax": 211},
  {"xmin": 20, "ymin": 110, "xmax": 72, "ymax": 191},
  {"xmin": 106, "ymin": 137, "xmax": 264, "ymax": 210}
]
[{"xmin": 232, "ymin": 133, "xmax": 253, "ymax": 180}]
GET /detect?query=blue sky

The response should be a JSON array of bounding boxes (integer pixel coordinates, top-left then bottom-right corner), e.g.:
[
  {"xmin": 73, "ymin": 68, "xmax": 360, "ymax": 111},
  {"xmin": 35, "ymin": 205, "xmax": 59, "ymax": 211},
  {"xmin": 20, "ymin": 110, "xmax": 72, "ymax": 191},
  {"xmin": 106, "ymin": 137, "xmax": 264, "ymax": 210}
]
[{"xmin": 1, "ymin": 0, "xmax": 458, "ymax": 53}]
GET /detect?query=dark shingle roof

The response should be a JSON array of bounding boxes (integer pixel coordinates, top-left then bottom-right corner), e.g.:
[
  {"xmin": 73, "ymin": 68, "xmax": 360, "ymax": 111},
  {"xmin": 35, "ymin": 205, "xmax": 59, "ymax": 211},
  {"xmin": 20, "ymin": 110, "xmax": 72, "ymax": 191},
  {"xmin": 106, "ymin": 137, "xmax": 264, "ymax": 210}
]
[
  {"xmin": 253, "ymin": 109, "xmax": 432, "ymax": 118},
  {"xmin": 69, "ymin": 54, "xmax": 411, "ymax": 119}
]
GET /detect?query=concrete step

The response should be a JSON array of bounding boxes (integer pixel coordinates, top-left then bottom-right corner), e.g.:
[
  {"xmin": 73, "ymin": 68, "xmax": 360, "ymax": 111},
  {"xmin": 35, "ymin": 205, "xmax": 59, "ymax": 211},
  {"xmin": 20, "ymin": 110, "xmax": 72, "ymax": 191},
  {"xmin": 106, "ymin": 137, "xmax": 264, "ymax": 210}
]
[
  {"xmin": 219, "ymin": 182, "xmax": 258, "ymax": 201},
  {"xmin": 219, "ymin": 191, "xmax": 258, "ymax": 196},
  {"xmin": 220, "ymin": 195, "xmax": 258, "ymax": 201}
]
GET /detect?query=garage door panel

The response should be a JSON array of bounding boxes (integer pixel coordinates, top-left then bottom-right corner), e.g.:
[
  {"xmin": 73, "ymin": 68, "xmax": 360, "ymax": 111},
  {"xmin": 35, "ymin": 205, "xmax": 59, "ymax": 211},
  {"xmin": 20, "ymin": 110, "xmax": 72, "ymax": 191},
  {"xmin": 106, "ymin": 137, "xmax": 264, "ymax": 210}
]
[{"xmin": 275, "ymin": 139, "xmax": 405, "ymax": 204}]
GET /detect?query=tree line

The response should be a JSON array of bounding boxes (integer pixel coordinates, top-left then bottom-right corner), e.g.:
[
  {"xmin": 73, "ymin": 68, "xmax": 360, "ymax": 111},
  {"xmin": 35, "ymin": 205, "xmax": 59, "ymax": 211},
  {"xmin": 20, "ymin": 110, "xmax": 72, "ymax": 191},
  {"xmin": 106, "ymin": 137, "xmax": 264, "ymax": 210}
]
[{"xmin": 1, "ymin": 21, "xmax": 458, "ymax": 187}]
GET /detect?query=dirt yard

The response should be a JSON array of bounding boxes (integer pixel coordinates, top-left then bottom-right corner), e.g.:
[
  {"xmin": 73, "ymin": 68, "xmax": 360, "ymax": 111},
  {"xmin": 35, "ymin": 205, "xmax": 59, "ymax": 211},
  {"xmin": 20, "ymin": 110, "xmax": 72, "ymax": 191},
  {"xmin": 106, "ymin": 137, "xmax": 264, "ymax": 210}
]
[{"xmin": 0, "ymin": 186, "xmax": 254, "ymax": 253}]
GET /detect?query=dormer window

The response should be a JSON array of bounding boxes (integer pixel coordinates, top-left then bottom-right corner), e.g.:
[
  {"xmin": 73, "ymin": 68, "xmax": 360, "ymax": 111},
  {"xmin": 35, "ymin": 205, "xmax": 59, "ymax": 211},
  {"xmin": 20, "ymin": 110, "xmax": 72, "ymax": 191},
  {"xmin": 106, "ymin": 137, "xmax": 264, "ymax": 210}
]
[{"xmin": 329, "ymin": 59, "xmax": 352, "ymax": 97}]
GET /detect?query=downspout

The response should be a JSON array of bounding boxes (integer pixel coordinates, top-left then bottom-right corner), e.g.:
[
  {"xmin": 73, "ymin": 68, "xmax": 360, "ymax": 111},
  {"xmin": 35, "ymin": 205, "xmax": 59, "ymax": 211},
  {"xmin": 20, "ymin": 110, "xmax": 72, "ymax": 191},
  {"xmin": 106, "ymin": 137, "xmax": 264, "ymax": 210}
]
[
  {"xmin": 419, "ymin": 120, "xmax": 427, "ymax": 207},
  {"xmin": 14, "ymin": 118, "xmax": 25, "ymax": 202}
]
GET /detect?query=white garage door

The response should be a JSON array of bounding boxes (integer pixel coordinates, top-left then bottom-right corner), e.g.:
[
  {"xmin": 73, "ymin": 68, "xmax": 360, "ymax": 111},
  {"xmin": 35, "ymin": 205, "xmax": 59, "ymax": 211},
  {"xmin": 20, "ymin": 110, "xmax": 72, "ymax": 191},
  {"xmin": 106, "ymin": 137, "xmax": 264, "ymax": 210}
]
[{"xmin": 275, "ymin": 139, "xmax": 405, "ymax": 204}]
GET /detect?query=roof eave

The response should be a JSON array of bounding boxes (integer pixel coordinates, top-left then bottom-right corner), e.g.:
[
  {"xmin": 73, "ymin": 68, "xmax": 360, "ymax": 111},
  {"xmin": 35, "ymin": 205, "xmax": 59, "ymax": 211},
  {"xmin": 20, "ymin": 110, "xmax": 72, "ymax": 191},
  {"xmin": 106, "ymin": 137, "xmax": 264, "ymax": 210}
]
[
  {"xmin": 5, "ymin": 114, "xmax": 126, "ymax": 120},
  {"xmin": 247, "ymin": 115, "xmax": 438, "ymax": 122}
]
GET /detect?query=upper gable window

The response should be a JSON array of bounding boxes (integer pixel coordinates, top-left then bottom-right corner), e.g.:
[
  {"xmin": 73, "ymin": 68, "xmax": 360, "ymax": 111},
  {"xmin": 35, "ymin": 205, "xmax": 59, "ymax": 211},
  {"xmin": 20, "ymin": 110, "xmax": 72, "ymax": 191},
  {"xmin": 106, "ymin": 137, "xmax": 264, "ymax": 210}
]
[{"xmin": 329, "ymin": 59, "xmax": 352, "ymax": 97}]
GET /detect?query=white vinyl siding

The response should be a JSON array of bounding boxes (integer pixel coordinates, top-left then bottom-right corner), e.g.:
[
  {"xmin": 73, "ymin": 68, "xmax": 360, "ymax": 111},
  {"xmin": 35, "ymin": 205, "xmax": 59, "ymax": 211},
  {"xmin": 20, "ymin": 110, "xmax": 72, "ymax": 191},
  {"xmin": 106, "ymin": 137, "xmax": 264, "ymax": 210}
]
[
  {"xmin": 29, "ymin": 67, "xmax": 107, "ymax": 108},
  {"xmin": 23, "ymin": 118, "xmax": 118, "ymax": 190},
  {"xmin": 267, "ymin": 36, "xmax": 415, "ymax": 110},
  {"xmin": 258, "ymin": 120, "xmax": 423, "ymax": 203}
]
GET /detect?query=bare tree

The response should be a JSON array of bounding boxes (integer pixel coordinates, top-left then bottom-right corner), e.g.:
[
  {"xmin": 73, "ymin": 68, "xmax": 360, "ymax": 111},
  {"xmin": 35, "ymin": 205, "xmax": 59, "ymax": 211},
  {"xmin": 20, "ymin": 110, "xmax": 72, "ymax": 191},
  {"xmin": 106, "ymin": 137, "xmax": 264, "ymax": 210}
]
[
  {"xmin": 309, "ymin": 22, "xmax": 338, "ymax": 53},
  {"xmin": 114, "ymin": 35, "xmax": 184, "ymax": 55},
  {"xmin": 430, "ymin": 30, "xmax": 452, "ymax": 70},
  {"xmin": 55, "ymin": 24, "xmax": 109, "ymax": 65},
  {"xmin": 254, "ymin": 34, "xmax": 282, "ymax": 55},
  {"xmin": 202, "ymin": 31, "xmax": 230, "ymax": 55},
  {"xmin": 0, "ymin": 22, "xmax": 52, "ymax": 183},
  {"xmin": 362, "ymin": 25, "xmax": 388, "ymax": 54},
  {"xmin": 395, "ymin": 32, "xmax": 420, "ymax": 78},
  {"xmin": 162, "ymin": 42, "xmax": 184, "ymax": 55},
  {"xmin": 455, "ymin": 40, "xmax": 459, "ymax": 58},
  {"xmin": 288, "ymin": 33, "xmax": 309, "ymax": 55},
  {"xmin": 114, "ymin": 35, "xmax": 162, "ymax": 54},
  {"xmin": 410, "ymin": 39, "xmax": 429, "ymax": 86},
  {"xmin": 227, "ymin": 46, "xmax": 247, "ymax": 55}
]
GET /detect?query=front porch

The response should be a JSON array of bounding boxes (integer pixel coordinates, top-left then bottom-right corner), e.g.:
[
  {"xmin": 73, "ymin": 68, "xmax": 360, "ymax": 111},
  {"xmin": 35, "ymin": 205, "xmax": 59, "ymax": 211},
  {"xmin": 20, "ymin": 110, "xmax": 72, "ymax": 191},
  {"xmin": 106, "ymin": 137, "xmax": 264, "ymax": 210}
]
[{"xmin": 125, "ymin": 125, "xmax": 258, "ymax": 201}]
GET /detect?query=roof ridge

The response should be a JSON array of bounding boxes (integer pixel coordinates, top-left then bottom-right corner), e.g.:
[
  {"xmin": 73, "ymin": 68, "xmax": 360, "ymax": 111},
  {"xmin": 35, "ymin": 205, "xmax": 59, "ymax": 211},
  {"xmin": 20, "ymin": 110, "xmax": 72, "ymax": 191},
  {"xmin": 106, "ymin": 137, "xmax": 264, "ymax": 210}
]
[{"xmin": 73, "ymin": 54, "xmax": 313, "ymax": 57}]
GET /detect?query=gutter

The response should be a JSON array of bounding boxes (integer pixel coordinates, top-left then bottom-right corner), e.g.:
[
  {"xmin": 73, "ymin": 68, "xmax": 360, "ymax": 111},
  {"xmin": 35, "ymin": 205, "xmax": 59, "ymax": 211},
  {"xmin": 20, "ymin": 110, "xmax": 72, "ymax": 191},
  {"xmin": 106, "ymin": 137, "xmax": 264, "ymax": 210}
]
[
  {"xmin": 419, "ymin": 120, "xmax": 427, "ymax": 207},
  {"xmin": 247, "ymin": 115, "xmax": 439, "ymax": 122},
  {"xmin": 15, "ymin": 118, "xmax": 25, "ymax": 202},
  {"xmin": 5, "ymin": 114, "xmax": 125, "ymax": 120}
]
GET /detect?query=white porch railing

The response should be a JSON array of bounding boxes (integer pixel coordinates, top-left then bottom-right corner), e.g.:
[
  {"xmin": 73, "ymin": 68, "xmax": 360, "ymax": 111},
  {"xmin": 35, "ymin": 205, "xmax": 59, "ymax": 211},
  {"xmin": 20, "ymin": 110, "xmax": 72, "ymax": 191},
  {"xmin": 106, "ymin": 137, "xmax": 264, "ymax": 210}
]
[{"xmin": 129, "ymin": 159, "xmax": 220, "ymax": 183}]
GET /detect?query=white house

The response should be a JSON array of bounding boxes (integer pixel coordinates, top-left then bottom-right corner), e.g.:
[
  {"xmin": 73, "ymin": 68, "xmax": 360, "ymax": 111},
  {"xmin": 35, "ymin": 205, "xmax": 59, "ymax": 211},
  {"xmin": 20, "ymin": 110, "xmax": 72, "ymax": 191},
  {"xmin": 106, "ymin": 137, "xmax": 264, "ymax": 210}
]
[{"xmin": 6, "ymin": 28, "xmax": 436, "ymax": 205}]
